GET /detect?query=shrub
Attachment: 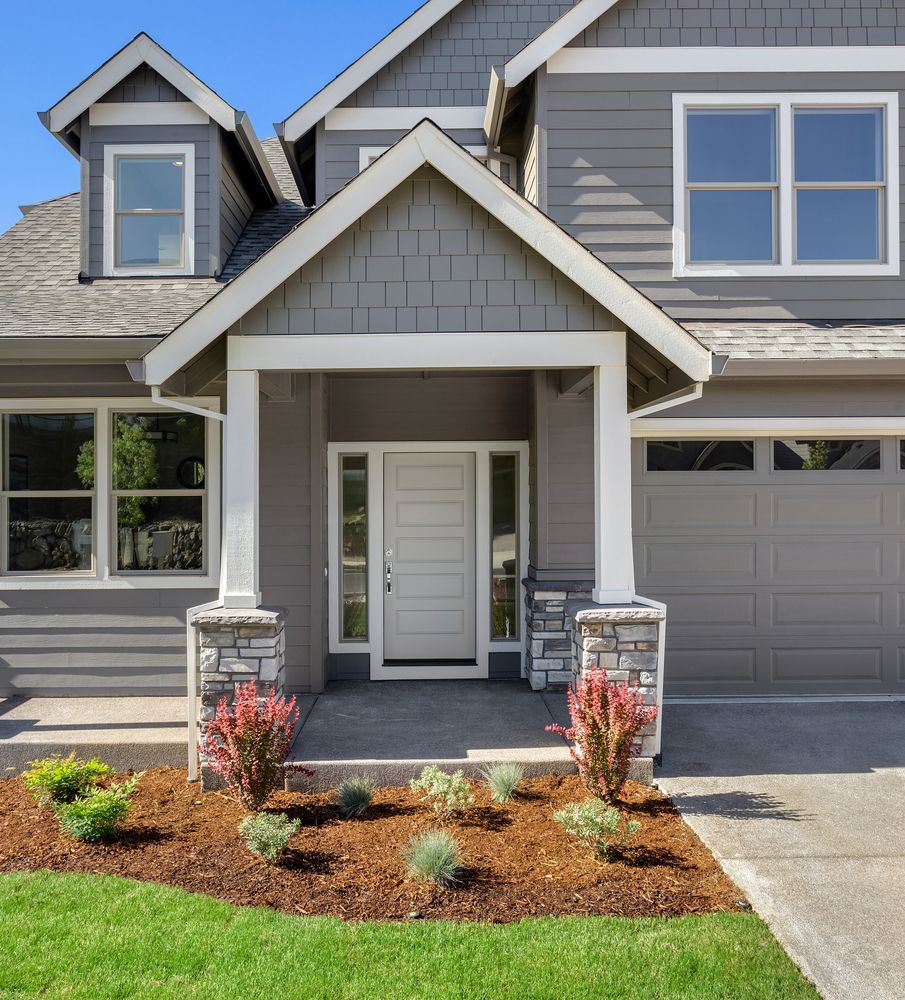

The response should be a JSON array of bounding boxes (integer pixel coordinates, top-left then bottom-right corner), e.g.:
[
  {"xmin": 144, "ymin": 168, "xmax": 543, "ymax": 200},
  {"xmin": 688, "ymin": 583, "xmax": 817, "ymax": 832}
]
[
  {"xmin": 199, "ymin": 681, "xmax": 313, "ymax": 811},
  {"xmin": 402, "ymin": 828, "xmax": 462, "ymax": 887},
  {"xmin": 22, "ymin": 753, "xmax": 111, "ymax": 805},
  {"xmin": 336, "ymin": 776, "xmax": 376, "ymax": 819},
  {"xmin": 239, "ymin": 812, "xmax": 301, "ymax": 863},
  {"xmin": 554, "ymin": 799, "xmax": 641, "ymax": 861},
  {"xmin": 546, "ymin": 668, "xmax": 657, "ymax": 802},
  {"xmin": 409, "ymin": 766, "xmax": 474, "ymax": 819},
  {"xmin": 52, "ymin": 774, "xmax": 142, "ymax": 842},
  {"xmin": 481, "ymin": 762, "xmax": 525, "ymax": 803}
]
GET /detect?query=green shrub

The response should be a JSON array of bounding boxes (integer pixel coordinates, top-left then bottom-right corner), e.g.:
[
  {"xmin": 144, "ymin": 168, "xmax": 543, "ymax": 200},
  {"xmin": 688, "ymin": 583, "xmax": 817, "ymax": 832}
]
[
  {"xmin": 22, "ymin": 753, "xmax": 111, "ymax": 805},
  {"xmin": 53, "ymin": 774, "xmax": 142, "ymax": 842},
  {"xmin": 239, "ymin": 812, "xmax": 301, "ymax": 863},
  {"xmin": 410, "ymin": 766, "xmax": 474, "ymax": 819},
  {"xmin": 401, "ymin": 828, "xmax": 462, "ymax": 887},
  {"xmin": 336, "ymin": 776, "xmax": 376, "ymax": 819},
  {"xmin": 554, "ymin": 799, "xmax": 641, "ymax": 861},
  {"xmin": 481, "ymin": 762, "xmax": 525, "ymax": 803}
]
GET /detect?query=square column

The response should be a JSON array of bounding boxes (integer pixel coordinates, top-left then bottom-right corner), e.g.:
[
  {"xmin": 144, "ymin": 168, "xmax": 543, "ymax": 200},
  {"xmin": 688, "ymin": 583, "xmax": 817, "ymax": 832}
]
[
  {"xmin": 222, "ymin": 369, "xmax": 260, "ymax": 608},
  {"xmin": 592, "ymin": 362, "xmax": 635, "ymax": 604}
]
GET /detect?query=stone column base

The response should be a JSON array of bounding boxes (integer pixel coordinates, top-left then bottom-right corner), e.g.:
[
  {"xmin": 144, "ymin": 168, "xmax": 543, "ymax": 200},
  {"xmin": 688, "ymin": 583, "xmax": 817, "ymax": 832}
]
[{"xmin": 524, "ymin": 579, "xmax": 593, "ymax": 690}]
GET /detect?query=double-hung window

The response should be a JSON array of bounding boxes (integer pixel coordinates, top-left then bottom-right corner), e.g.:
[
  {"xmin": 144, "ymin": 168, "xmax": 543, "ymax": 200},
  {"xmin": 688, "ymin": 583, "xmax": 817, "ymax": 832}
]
[
  {"xmin": 103, "ymin": 144, "xmax": 195, "ymax": 276},
  {"xmin": 673, "ymin": 93, "xmax": 899, "ymax": 277}
]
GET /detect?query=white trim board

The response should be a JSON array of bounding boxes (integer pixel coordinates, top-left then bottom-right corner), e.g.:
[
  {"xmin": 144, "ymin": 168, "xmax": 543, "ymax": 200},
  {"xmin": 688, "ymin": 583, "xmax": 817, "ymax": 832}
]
[
  {"xmin": 141, "ymin": 121, "xmax": 711, "ymax": 386},
  {"xmin": 326, "ymin": 106, "xmax": 485, "ymax": 131},
  {"xmin": 672, "ymin": 92, "xmax": 900, "ymax": 278},
  {"xmin": 89, "ymin": 102, "xmax": 209, "ymax": 127},
  {"xmin": 631, "ymin": 416, "xmax": 905, "ymax": 438},
  {"xmin": 546, "ymin": 46, "xmax": 905, "ymax": 75},
  {"xmin": 327, "ymin": 441, "xmax": 529, "ymax": 682},
  {"xmin": 278, "ymin": 0, "xmax": 463, "ymax": 142}
]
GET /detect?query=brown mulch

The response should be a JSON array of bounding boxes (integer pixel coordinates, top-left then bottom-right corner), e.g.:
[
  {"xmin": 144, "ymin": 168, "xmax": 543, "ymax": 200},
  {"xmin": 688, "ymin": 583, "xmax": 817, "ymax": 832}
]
[{"xmin": 0, "ymin": 768, "xmax": 741, "ymax": 922}]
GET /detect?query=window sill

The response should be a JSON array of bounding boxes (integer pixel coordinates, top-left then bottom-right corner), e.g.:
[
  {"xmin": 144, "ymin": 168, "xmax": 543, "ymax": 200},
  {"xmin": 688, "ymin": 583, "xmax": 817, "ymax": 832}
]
[
  {"xmin": 0, "ymin": 575, "xmax": 219, "ymax": 591},
  {"xmin": 674, "ymin": 262, "xmax": 901, "ymax": 278}
]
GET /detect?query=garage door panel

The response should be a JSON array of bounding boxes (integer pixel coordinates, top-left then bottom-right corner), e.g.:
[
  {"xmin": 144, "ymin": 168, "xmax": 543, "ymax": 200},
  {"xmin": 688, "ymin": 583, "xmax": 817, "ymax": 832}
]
[
  {"xmin": 640, "ymin": 492, "xmax": 757, "ymax": 531},
  {"xmin": 641, "ymin": 541, "xmax": 757, "ymax": 584},
  {"xmin": 771, "ymin": 489, "xmax": 884, "ymax": 529},
  {"xmin": 771, "ymin": 592, "xmax": 884, "ymax": 628},
  {"xmin": 771, "ymin": 647, "xmax": 883, "ymax": 685},
  {"xmin": 770, "ymin": 539, "xmax": 884, "ymax": 583},
  {"xmin": 665, "ymin": 647, "xmax": 757, "ymax": 686},
  {"xmin": 658, "ymin": 592, "xmax": 757, "ymax": 628}
]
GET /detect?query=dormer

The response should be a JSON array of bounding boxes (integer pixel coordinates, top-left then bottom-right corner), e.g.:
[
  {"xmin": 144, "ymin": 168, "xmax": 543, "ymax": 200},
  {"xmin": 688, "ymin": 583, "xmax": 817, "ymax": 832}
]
[{"xmin": 39, "ymin": 33, "xmax": 281, "ymax": 279}]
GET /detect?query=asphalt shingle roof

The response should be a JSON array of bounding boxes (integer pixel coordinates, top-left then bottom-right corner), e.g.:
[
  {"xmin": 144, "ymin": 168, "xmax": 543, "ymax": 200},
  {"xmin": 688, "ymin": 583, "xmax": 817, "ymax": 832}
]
[{"xmin": 688, "ymin": 323, "xmax": 905, "ymax": 360}]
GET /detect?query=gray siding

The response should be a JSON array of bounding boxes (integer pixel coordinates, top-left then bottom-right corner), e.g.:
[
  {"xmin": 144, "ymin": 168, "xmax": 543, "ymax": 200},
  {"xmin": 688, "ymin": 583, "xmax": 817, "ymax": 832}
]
[
  {"xmin": 236, "ymin": 166, "xmax": 614, "ymax": 335},
  {"xmin": 545, "ymin": 70, "xmax": 905, "ymax": 320},
  {"xmin": 323, "ymin": 128, "xmax": 484, "ymax": 200},
  {"xmin": 341, "ymin": 0, "xmax": 572, "ymax": 108},
  {"xmin": 86, "ymin": 123, "xmax": 213, "ymax": 278},
  {"xmin": 219, "ymin": 133, "xmax": 255, "ymax": 269},
  {"xmin": 96, "ymin": 64, "xmax": 189, "ymax": 103},
  {"xmin": 570, "ymin": 0, "xmax": 905, "ymax": 48}
]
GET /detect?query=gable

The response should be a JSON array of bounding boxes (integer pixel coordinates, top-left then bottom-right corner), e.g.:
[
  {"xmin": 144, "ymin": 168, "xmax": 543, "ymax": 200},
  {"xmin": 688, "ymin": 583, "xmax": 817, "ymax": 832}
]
[
  {"xmin": 96, "ymin": 63, "xmax": 190, "ymax": 104},
  {"xmin": 234, "ymin": 166, "xmax": 613, "ymax": 337}
]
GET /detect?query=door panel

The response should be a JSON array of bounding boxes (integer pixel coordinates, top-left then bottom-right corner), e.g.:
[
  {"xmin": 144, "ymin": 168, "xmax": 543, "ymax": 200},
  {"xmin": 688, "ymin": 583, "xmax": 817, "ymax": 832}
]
[{"xmin": 384, "ymin": 452, "xmax": 476, "ymax": 661}]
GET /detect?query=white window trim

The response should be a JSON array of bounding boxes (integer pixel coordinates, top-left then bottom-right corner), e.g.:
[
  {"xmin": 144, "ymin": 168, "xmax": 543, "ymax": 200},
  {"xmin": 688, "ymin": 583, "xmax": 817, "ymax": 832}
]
[
  {"xmin": 326, "ymin": 441, "xmax": 529, "ymax": 682},
  {"xmin": 358, "ymin": 143, "xmax": 516, "ymax": 181},
  {"xmin": 102, "ymin": 143, "xmax": 196, "ymax": 278},
  {"xmin": 672, "ymin": 92, "xmax": 900, "ymax": 278},
  {"xmin": 0, "ymin": 397, "xmax": 220, "ymax": 590}
]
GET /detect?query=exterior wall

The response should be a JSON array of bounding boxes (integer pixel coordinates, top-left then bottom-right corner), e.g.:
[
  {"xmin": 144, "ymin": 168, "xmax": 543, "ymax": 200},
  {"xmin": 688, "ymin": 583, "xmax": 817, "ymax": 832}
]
[
  {"xmin": 219, "ymin": 133, "xmax": 256, "ymax": 270},
  {"xmin": 341, "ymin": 0, "xmax": 572, "ymax": 108},
  {"xmin": 96, "ymin": 64, "xmax": 190, "ymax": 103},
  {"xmin": 544, "ymin": 68, "xmax": 905, "ymax": 320},
  {"xmin": 570, "ymin": 0, "xmax": 905, "ymax": 48},
  {"xmin": 235, "ymin": 166, "xmax": 614, "ymax": 336}
]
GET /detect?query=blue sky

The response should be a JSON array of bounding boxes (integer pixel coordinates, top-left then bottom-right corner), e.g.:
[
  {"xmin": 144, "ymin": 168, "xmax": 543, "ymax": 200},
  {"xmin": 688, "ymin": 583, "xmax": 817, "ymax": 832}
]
[{"xmin": 0, "ymin": 0, "xmax": 420, "ymax": 232}]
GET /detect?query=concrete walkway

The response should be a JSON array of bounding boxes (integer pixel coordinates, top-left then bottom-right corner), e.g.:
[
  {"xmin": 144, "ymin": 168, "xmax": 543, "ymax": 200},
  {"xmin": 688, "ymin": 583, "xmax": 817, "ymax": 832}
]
[
  {"xmin": 288, "ymin": 680, "xmax": 575, "ymax": 789},
  {"xmin": 657, "ymin": 701, "xmax": 905, "ymax": 1000}
]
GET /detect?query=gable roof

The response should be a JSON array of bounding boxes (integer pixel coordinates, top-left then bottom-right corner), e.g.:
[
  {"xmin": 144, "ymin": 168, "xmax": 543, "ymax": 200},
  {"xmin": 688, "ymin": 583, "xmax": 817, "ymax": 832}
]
[
  {"xmin": 485, "ymin": 0, "xmax": 620, "ymax": 143},
  {"xmin": 40, "ymin": 32, "xmax": 280, "ymax": 205},
  {"xmin": 278, "ymin": 0, "xmax": 463, "ymax": 143},
  {"xmin": 141, "ymin": 120, "xmax": 711, "ymax": 385}
]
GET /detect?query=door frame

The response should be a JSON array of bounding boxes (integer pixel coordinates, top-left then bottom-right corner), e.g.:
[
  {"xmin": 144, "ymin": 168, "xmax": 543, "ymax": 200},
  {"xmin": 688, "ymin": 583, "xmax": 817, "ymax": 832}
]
[{"xmin": 327, "ymin": 440, "xmax": 529, "ymax": 680}]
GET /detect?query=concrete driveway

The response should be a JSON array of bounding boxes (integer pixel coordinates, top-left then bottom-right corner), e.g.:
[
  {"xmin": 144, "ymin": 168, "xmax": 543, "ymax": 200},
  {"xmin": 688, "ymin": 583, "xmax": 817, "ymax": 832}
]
[{"xmin": 657, "ymin": 701, "xmax": 905, "ymax": 1000}]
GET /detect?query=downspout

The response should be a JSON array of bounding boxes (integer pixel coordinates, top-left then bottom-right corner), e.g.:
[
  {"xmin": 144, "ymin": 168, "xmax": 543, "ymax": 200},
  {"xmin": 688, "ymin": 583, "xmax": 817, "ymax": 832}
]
[{"xmin": 148, "ymin": 386, "xmax": 227, "ymax": 782}]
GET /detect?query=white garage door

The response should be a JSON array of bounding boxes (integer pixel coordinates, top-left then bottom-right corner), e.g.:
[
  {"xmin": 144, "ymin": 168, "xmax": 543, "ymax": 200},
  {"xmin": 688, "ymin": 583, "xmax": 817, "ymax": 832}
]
[{"xmin": 633, "ymin": 436, "xmax": 905, "ymax": 695}]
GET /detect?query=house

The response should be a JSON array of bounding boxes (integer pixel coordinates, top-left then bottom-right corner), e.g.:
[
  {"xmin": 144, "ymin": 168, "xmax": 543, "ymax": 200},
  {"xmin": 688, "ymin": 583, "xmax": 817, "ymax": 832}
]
[{"xmin": 3, "ymin": 1, "xmax": 905, "ymax": 773}]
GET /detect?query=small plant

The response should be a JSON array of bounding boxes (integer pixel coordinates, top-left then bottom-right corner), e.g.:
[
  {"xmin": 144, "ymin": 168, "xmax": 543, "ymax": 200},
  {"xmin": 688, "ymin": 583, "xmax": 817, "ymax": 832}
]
[
  {"xmin": 199, "ymin": 680, "xmax": 313, "ymax": 811},
  {"xmin": 554, "ymin": 799, "xmax": 641, "ymax": 861},
  {"xmin": 481, "ymin": 762, "xmax": 525, "ymax": 803},
  {"xmin": 410, "ymin": 765, "xmax": 474, "ymax": 819},
  {"xmin": 547, "ymin": 668, "xmax": 658, "ymax": 802},
  {"xmin": 336, "ymin": 776, "xmax": 376, "ymax": 819},
  {"xmin": 401, "ymin": 828, "xmax": 462, "ymax": 887},
  {"xmin": 52, "ymin": 774, "xmax": 142, "ymax": 842},
  {"xmin": 22, "ymin": 753, "xmax": 111, "ymax": 805},
  {"xmin": 239, "ymin": 811, "xmax": 301, "ymax": 863}
]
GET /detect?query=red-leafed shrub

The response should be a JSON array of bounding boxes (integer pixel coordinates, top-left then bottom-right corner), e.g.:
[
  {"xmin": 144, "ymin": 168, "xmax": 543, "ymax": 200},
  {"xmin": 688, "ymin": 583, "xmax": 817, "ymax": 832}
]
[
  {"xmin": 199, "ymin": 681, "xmax": 312, "ymax": 810},
  {"xmin": 546, "ymin": 669, "xmax": 657, "ymax": 803}
]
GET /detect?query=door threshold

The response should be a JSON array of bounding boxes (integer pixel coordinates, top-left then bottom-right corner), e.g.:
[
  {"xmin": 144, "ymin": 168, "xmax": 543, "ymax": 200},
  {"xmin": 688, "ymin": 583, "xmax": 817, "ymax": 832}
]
[
  {"xmin": 382, "ymin": 659, "xmax": 478, "ymax": 667},
  {"xmin": 371, "ymin": 662, "xmax": 489, "ymax": 681}
]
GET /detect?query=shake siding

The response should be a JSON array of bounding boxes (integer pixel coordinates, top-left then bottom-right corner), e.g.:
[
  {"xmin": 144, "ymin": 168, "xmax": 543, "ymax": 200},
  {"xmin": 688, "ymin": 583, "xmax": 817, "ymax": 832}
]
[
  {"xmin": 545, "ymin": 70, "xmax": 905, "ymax": 320},
  {"xmin": 570, "ymin": 0, "xmax": 905, "ymax": 48}
]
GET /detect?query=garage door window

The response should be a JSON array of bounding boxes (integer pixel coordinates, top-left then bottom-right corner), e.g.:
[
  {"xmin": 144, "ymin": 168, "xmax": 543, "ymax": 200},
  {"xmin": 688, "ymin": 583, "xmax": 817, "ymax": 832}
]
[
  {"xmin": 773, "ymin": 439, "xmax": 881, "ymax": 471},
  {"xmin": 646, "ymin": 440, "xmax": 755, "ymax": 472}
]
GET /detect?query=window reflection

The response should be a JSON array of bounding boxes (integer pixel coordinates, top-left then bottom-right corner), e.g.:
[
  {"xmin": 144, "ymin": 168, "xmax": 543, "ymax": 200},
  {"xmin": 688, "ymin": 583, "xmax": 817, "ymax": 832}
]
[{"xmin": 341, "ymin": 456, "xmax": 367, "ymax": 640}]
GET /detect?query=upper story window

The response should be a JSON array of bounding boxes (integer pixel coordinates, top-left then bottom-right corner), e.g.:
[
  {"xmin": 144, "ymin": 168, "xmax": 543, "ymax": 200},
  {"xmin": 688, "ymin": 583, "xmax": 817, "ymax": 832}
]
[
  {"xmin": 672, "ymin": 93, "xmax": 899, "ymax": 278},
  {"xmin": 103, "ymin": 144, "xmax": 195, "ymax": 276}
]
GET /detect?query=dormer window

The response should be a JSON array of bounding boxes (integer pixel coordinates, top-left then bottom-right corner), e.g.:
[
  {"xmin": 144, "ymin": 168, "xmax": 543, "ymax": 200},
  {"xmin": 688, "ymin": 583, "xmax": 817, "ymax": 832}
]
[{"xmin": 103, "ymin": 144, "xmax": 195, "ymax": 276}]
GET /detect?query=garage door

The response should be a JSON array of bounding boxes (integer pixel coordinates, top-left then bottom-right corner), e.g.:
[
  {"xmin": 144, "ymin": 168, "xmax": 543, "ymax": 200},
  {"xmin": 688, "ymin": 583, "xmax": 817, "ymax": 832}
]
[{"xmin": 633, "ymin": 436, "xmax": 905, "ymax": 695}]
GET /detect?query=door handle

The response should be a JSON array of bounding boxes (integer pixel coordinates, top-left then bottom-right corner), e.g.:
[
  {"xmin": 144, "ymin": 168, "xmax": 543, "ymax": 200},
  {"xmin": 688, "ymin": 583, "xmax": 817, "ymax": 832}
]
[{"xmin": 385, "ymin": 561, "xmax": 393, "ymax": 595}]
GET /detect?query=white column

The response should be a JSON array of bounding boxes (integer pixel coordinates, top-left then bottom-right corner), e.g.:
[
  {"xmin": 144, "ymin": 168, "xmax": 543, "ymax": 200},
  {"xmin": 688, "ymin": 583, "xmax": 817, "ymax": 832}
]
[
  {"xmin": 222, "ymin": 369, "xmax": 261, "ymax": 608},
  {"xmin": 592, "ymin": 358, "xmax": 635, "ymax": 605}
]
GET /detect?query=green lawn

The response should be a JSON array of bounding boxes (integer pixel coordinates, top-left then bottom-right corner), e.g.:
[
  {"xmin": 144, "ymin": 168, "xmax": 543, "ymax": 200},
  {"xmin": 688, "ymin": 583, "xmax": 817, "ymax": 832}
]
[{"xmin": 0, "ymin": 872, "xmax": 816, "ymax": 1000}]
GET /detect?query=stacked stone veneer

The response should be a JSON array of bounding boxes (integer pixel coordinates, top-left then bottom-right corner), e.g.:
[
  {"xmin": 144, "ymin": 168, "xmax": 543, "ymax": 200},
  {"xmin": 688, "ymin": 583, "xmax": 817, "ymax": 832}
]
[{"xmin": 524, "ymin": 579, "xmax": 594, "ymax": 691}]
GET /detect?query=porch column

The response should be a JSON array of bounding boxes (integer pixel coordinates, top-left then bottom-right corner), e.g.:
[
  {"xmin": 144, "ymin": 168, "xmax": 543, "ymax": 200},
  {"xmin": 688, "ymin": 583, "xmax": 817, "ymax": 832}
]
[
  {"xmin": 222, "ymin": 369, "xmax": 260, "ymax": 608},
  {"xmin": 592, "ymin": 362, "xmax": 635, "ymax": 604}
]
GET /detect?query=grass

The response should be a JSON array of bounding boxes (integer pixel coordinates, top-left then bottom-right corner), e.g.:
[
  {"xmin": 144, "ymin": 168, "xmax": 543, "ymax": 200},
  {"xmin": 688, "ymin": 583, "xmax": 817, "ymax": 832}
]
[{"xmin": 0, "ymin": 871, "xmax": 817, "ymax": 1000}]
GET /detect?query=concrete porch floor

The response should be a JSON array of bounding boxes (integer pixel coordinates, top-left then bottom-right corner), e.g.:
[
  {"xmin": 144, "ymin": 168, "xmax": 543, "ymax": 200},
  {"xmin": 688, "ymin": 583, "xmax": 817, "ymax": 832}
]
[{"xmin": 288, "ymin": 681, "xmax": 575, "ymax": 790}]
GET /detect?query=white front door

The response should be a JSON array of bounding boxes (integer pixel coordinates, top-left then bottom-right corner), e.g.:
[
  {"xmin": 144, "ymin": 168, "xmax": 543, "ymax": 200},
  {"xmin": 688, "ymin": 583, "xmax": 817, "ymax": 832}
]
[{"xmin": 383, "ymin": 452, "xmax": 476, "ymax": 662}]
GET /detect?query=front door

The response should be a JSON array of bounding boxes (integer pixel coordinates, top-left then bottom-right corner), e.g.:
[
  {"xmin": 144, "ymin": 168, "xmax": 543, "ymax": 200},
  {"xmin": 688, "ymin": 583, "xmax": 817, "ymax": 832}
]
[{"xmin": 383, "ymin": 452, "xmax": 476, "ymax": 662}]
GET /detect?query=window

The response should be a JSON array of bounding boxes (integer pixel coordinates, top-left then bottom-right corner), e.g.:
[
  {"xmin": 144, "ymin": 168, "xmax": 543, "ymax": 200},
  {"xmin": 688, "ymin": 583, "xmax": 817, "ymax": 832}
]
[
  {"xmin": 0, "ymin": 401, "xmax": 218, "ymax": 585},
  {"xmin": 103, "ymin": 144, "xmax": 195, "ymax": 276},
  {"xmin": 673, "ymin": 93, "xmax": 898, "ymax": 277},
  {"xmin": 359, "ymin": 145, "xmax": 517, "ymax": 185},
  {"xmin": 773, "ymin": 439, "xmax": 881, "ymax": 471},
  {"xmin": 490, "ymin": 453, "xmax": 518, "ymax": 639},
  {"xmin": 646, "ymin": 440, "xmax": 755, "ymax": 472},
  {"xmin": 3, "ymin": 414, "xmax": 94, "ymax": 573},
  {"xmin": 340, "ymin": 455, "xmax": 368, "ymax": 640}
]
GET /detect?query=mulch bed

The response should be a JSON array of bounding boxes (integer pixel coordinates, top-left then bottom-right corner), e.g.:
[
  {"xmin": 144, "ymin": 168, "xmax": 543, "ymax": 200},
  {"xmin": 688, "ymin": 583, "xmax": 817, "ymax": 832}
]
[{"xmin": 0, "ymin": 768, "xmax": 741, "ymax": 922}]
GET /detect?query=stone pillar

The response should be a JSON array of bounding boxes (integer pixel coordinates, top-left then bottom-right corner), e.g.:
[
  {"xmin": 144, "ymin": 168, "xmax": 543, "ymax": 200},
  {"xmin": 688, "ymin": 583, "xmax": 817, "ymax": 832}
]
[
  {"xmin": 566, "ymin": 600, "xmax": 665, "ymax": 781},
  {"xmin": 524, "ymin": 579, "xmax": 593, "ymax": 690}
]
